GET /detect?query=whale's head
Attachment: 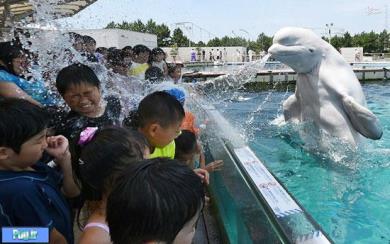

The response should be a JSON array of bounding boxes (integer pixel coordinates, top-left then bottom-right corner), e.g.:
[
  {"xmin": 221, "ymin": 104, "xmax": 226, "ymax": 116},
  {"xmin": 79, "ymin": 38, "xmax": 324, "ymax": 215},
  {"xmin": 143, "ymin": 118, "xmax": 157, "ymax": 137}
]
[{"xmin": 268, "ymin": 27, "xmax": 328, "ymax": 73}]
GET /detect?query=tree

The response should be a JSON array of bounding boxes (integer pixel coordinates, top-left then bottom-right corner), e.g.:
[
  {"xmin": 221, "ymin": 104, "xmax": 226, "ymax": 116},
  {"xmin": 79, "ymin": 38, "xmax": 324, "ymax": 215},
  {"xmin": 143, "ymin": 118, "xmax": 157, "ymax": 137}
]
[
  {"xmin": 155, "ymin": 24, "xmax": 171, "ymax": 46},
  {"xmin": 105, "ymin": 19, "xmax": 172, "ymax": 46},
  {"xmin": 343, "ymin": 32, "xmax": 353, "ymax": 47},
  {"xmin": 207, "ymin": 37, "xmax": 221, "ymax": 47},
  {"xmin": 378, "ymin": 30, "xmax": 389, "ymax": 52},
  {"xmin": 170, "ymin": 43, "xmax": 179, "ymax": 61},
  {"xmin": 171, "ymin": 28, "xmax": 190, "ymax": 47},
  {"xmin": 196, "ymin": 41, "xmax": 206, "ymax": 46},
  {"xmin": 106, "ymin": 21, "xmax": 116, "ymax": 28},
  {"xmin": 256, "ymin": 33, "xmax": 272, "ymax": 51}
]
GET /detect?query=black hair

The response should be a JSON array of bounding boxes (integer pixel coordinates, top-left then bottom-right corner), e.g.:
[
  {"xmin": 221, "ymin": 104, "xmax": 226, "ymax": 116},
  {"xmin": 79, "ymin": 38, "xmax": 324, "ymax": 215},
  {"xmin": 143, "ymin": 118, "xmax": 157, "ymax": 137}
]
[
  {"xmin": 0, "ymin": 43, "xmax": 25, "ymax": 75},
  {"xmin": 68, "ymin": 32, "xmax": 83, "ymax": 43},
  {"xmin": 132, "ymin": 44, "xmax": 151, "ymax": 55},
  {"xmin": 151, "ymin": 47, "xmax": 165, "ymax": 57},
  {"xmin": 145, "ymin": 66, "xmax": 164, "ymax": 83},
  {"xmin": 175, "ymin": 130, "xmax": 197, "ymax": 161},
  {"xmin": 96, "ymin": 47, "xmax": 107, "ymax": 54},
  {"xmin": 56, "ymin": 63, "xmax": 101, "ymax": 96},
  {"xmin": 0, "ymin": 41, "xmax": 11, "ymax": 64},
  {"xmin": 0, "ymin": 98, "xmax": 49, "ymax": 153},
  {"xmin": 106, "ymin": 158, "xmax": 205, "ymax": 244},
  {"xmin": 82, "ymin": 35, "xmax": 96, "ymax": 45},
  {"xmin": 106, "ymin": 48, "xmax": 125, "ymax": 66},
  {"xmin": 137, "ymin": 91, "xmax": 185, "ymax": 128},
  {"xmin": 72, "ymin": 127, "xmax": 148, "ymax": 202},
  {"xmin": 167, "ymin": 64, "xmax": 181, "ymax": 76},
  {"xmin": 122, "ymin": 46, "xmax": 132, "ymax": 52}
]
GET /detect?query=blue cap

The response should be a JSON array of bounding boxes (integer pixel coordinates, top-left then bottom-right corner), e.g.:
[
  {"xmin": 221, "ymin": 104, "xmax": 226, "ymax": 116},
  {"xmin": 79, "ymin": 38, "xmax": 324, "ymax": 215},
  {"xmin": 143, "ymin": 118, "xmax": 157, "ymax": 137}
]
[{"xmin": 165, "ymin": 88, "xmax": 185, "ymax": 105}]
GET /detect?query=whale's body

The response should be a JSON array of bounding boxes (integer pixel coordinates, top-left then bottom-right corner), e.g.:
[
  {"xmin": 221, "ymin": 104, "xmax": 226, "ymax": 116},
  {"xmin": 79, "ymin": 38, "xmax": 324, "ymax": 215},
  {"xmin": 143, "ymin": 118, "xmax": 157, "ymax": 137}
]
[{"xmin": 268, "ymin": 27, "xmax": 382, "ymax": 147}]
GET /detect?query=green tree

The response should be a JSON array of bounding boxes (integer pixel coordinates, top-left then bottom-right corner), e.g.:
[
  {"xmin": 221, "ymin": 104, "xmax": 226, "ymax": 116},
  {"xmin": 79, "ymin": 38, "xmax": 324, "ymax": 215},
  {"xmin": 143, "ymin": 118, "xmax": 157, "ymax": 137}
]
[
  {"xmin": 378, "ymin": 30, "xmax": 389, "ymax": 52},
  {"xmin": 207, "ymin": 37, "xmax": 221, "ymax": 46},
  {"xmin": 171, "ymin": 28, "xmax": 190, "ymax": 47},
  {"xmin": 256, "ymin": 33, "xmax": 272, "ymax": 51},
  {"xmin": 343, "ymin": 32, "xmax": 353, "ymax": 47},
  {"xmin": 196, "ymin": 41, "xmax": 206, "ymax": 46},
  {"xmin": 170, "ymin": 43, "xmax": 179, "ymax": 61},
  {"xmin": 106, "ymin": 21, "xmax": 117, "ymax": 28}
]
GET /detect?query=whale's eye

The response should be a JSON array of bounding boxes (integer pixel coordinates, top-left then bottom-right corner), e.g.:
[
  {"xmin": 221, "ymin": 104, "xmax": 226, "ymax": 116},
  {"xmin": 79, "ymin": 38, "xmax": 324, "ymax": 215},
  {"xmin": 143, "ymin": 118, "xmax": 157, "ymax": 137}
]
[{"xmin": 309, "ymin": 48, "xmax": 314, "ymax": 53}]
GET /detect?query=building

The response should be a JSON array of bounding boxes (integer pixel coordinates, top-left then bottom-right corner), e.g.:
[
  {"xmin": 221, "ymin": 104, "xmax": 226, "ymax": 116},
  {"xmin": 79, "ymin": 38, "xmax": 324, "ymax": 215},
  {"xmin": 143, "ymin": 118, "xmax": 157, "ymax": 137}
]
[
  {"xmin": 161, "ymin": 46, "xmax": 247, "ymax": 63},
  {"xmin": 74, "ymin": 29, "xmax": 157, "ymax": 49}
]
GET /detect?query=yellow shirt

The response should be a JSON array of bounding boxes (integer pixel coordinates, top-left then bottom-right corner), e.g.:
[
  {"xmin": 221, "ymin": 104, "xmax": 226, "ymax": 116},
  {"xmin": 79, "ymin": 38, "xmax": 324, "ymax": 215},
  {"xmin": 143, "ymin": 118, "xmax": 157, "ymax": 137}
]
[
  {"xmin": 128, "ymin": 62, "xmax": 149, "ymax": 80},
  {"xmin": 150, "ymin": 141, "xmax": 176, "ymax": 159}
]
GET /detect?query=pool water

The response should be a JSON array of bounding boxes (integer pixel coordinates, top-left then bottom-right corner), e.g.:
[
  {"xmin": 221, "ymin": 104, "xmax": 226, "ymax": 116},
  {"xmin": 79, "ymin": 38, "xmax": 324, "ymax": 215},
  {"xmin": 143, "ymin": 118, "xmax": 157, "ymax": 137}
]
[{"xmin": 214, "ymin": 83, "xmax": 390, "ymax": 244}]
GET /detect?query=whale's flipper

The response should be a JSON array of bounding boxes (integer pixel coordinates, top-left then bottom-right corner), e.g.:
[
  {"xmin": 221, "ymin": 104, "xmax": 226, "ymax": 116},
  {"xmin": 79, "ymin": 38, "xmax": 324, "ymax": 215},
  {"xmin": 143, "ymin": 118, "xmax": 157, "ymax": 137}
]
[
  {"xmin": 283, "ymin": 94, "xmax": 301, "ymax": 122},
  {"xmin": 342, "ymin": 95, "xmax": 383, "ymax": 139}
]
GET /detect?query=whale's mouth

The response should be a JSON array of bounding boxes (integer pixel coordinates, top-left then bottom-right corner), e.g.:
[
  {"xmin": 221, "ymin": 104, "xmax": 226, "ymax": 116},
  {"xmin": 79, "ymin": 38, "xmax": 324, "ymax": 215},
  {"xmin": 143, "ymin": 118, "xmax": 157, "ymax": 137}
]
[{"xmin": 268, "ymin": 43, "xmax": 309, "ymax": 58}]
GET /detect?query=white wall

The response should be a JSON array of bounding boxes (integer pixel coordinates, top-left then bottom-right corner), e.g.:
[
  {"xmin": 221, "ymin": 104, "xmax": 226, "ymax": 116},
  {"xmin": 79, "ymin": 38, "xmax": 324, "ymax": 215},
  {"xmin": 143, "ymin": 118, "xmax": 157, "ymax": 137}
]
[
  {"xmin": 340, "ymin": 47, "xmax": 363, "ymax": 63},
  {"xmin": 73, "ymin": 29, "xmax": 157, "ymax": 49},
  {"xmin": 161, "ymin": 46, "xmax": 247, "ymax": 62}
]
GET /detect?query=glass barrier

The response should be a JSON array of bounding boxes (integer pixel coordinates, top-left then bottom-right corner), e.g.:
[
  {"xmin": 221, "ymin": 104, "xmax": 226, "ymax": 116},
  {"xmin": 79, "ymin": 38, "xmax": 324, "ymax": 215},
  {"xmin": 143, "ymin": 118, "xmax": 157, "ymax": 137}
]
[{"xmin": 190, "ymin": 94, "xmax": 332, "ymax": 244}]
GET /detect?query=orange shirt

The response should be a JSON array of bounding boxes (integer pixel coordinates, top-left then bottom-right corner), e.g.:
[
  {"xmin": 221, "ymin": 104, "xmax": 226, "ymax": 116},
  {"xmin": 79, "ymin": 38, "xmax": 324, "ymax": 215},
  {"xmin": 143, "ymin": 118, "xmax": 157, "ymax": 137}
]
[{"xmin": 181, "ymin": 111, "xmax": 200, "ymax": 135}]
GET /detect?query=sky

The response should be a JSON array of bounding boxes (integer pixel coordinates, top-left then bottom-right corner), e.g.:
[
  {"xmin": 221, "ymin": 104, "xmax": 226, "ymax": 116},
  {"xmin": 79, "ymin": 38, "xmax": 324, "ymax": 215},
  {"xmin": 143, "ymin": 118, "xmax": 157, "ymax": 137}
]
[{"xmin": 57, "ymin": 0, "xmax": 389, "ymax": 42}]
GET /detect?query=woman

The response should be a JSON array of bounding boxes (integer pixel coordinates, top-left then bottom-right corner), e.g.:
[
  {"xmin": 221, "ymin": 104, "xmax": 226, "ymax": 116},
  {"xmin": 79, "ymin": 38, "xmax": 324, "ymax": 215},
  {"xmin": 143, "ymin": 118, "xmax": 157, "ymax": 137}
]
[{"xmin": 0, "ymin": 42, "xmax": 56, "ymax": 106}]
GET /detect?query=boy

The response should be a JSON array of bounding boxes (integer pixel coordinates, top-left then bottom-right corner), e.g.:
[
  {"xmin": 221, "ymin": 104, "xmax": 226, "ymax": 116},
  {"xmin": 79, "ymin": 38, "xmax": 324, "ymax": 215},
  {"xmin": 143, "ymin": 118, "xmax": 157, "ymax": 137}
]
[
  {"xmin": 0, "ymin": 98, "xmax": 79, "ymax": 244},
  {"xmin": 127, "ymin": 91, "xmax": 185, "ymax": 159},
  {"xmin": 106, "ymin": 158, "xmax": 205, "ymax": 244},
  {"xmin": 55, "ymin": 63, "xmax": 121, "ymax": 140},
  {"xmin": 175, "ymin": 130, "xmax": 223, "ymax": 172}
]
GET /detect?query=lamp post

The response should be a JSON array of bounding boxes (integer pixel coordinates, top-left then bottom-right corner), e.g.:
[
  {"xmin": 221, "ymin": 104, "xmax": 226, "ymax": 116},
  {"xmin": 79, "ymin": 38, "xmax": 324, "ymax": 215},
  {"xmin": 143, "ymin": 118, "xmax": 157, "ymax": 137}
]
[
  {"xmin": 325, "ymin": 23, "xmax": 334, "ymax": 45},
  {"xmin": 239, "ymin": 29, "xmax": 250, "ymax": 61}
]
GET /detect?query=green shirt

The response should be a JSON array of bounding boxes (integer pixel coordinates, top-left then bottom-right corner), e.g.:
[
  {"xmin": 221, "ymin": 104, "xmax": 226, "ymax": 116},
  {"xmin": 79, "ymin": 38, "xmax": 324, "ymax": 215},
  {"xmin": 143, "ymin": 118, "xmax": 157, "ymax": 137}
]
[{"xmin": 150, "ymin": 141, "xmax": 176, "ymax": 159}]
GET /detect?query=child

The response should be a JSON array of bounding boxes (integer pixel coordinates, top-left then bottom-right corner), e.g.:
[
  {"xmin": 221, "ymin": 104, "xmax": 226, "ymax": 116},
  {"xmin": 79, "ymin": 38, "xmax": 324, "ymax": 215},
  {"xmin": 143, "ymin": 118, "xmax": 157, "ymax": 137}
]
[
  {"xmin": 55, "ymin": 63, "xmax": 121, "ymax": 140},
  {"xmin": 128, "ymin": 44, "xmax": 150, "ymax": 80},
  {"xmin": 74, "ymin": 127, "xmax": 149, "ymax": 244},
  {"xmin": 150, "ymin": 47, "xmax": 168, "ymax": 76},
  {"xmin": 0, "ymin": 98, "xmax": 79, "ymax": 244},
  {"xmin": 145, "ymin": 66, "xmax": 164, "ymax": 83},
  {"xmin": 106, "ymin": 49, "xmax": 128, "ymax": 76},
  {"xmin": 82, "ymin": 35, "xmax": 98, "ymax": 62},
  {"xmin": 167, "ymin": 64, "xmax": 182, "ymax": 84},
  {"xmin": 125, "ymin": 91, "xmax": 185, "ymax": 159},
  {"xmin": 121, "ymin": 46, "xmax": 133, "ymax": 67},
  {"xmin": 165, "ymin": 88, "xmax": 223, "ymax": 172},
  {"xmin": 165, "ymin": 88, "xmax": 199, "ymax": 135},
  {"xmin": 175, "ymin": 130, "xmax": 223, "ymax": 172},
  {"xmin": 106, "ymin": 158, "xmax": 205, "ymax": 244}
]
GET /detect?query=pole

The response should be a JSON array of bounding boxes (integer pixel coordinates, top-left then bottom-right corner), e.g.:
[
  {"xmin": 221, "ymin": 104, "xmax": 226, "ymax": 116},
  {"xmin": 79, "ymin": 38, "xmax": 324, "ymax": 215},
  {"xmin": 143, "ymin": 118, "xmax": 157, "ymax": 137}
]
[{"xmin": 385, "ymin": 4, "xmax": 388, "ymax": 31}]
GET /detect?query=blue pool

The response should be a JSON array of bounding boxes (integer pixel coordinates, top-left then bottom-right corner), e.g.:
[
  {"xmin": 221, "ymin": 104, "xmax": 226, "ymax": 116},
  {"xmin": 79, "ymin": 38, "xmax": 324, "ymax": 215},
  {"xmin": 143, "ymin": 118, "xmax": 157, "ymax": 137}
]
[{"xmin": 213, "ymin": 83, "xmax": 390, "ymax": 244}]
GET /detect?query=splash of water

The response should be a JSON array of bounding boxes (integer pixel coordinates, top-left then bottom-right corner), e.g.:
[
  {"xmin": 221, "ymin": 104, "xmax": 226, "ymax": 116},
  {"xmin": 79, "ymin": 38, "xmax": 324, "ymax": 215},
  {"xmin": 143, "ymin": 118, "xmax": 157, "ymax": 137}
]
[
  {"xmin": 196, "ymin": 54, "xmax": 271, "ymax": 101},
  {"xmin": 12, "ymin": 0, "xmax": 157, "ymax": 120}
]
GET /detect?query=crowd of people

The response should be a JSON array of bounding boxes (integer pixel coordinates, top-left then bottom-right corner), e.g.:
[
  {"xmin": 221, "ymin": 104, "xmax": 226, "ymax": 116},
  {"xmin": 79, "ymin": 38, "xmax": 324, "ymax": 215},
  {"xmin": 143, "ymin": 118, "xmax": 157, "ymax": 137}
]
[{"xmin": 0, "ymin": 32, "xmax": 223, "ymax": 244}]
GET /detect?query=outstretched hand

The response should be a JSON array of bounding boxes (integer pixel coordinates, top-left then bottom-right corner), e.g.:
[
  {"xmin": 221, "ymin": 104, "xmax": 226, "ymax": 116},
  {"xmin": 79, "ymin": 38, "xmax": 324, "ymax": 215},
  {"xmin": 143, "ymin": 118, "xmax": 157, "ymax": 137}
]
[{"xmin": 205, "ymin": 160, "xmax": 224, "ymax": 172}]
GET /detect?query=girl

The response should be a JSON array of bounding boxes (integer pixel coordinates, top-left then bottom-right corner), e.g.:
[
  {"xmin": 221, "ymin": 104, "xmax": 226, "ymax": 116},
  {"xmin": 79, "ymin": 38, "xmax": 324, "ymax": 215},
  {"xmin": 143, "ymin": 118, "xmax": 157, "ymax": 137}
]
[
  {"xmin": 150, "ymin": 47, "xmax": 168, "ymax": 76},
  {"xmin": 74, "ymin": 126, "xmax": 149, "ymax": 244},
  {"xmin": 167, "ymin": 64, "xmax": 182, "ymax": 84},
  {"xmin": 128, "ymin": 44, "xmax": 150, "ymax": 80}
]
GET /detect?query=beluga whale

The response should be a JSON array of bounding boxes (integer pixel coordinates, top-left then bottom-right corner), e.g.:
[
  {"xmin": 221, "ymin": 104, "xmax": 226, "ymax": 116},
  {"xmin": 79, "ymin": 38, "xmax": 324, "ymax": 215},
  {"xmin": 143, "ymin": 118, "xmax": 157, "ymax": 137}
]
[{"xmin": 268, "ymin": 27, "xmax": 382, "ymax": 148}]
